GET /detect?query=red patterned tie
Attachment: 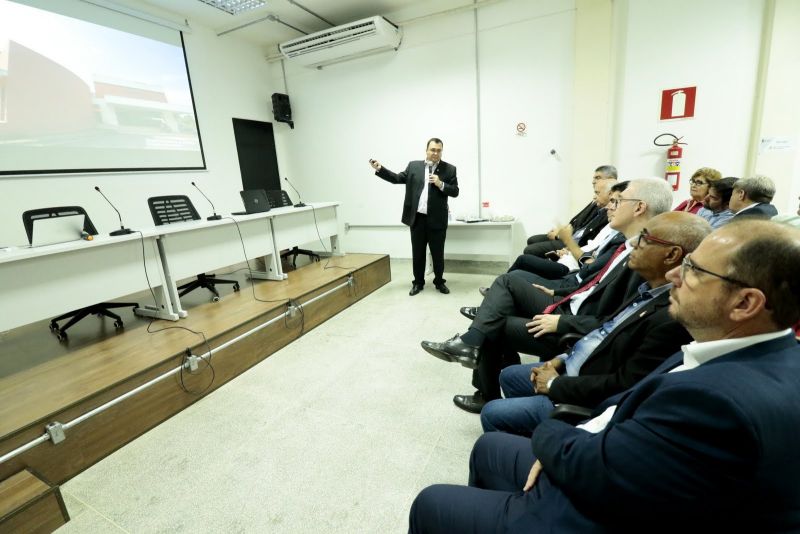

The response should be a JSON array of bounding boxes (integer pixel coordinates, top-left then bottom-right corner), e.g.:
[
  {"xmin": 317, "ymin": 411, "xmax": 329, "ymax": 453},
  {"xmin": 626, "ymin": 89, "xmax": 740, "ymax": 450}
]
[{"xmin": 542, "ymin": 243, "xmax": 627, "ymax": 314}]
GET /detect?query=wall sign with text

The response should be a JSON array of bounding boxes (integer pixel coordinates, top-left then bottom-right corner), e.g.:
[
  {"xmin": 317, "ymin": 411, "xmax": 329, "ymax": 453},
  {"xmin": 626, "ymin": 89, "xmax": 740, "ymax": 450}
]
[{"xmin": 660, "ymin": 86, "xmax": 697, "ymax": 120}]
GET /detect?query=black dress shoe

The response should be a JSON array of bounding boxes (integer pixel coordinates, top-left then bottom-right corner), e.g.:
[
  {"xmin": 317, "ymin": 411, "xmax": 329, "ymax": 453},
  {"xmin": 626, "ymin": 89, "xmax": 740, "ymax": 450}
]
[
  {"xmin": 460, "ymin": 306, "xmax": 478, "ymax": 320},
  {"xmin": 435, "ymin": 283, "xmax": 450, "ymax": 294},
  {"xmin": 453, "ymin": 391, "xmax": 486, "ymax": 414},
  {"xmin": 479, "ymin": 286, "xmax": 489, "ymax": 297},
  {"xmin": 420, "ymin": 334, "xmax": 479, "ymax": 369},
  {"xmin": 409, "ymin": 284, "xmax": 424, "ymax": 296}
]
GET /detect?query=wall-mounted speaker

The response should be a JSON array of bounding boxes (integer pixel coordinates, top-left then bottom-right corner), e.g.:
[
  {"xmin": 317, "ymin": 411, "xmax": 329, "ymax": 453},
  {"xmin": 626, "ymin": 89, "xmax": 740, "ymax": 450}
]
[{"xmin": 271, "ymin": 93, "xmax": 294, "ymax": 129}]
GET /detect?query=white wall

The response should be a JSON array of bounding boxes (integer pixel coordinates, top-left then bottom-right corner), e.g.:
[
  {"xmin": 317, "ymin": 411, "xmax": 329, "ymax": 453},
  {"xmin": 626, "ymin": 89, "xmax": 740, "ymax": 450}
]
[
  {"xmin": 0, "ymin": 2, "xmax": 277, "ymax": 246},
  {"xmin": 611, "ymin": 0, "xmax": 765, "ymax": 207},
  {"xmin": 270, "ymin": 0, "xmax": 576, "ymax": 259}
]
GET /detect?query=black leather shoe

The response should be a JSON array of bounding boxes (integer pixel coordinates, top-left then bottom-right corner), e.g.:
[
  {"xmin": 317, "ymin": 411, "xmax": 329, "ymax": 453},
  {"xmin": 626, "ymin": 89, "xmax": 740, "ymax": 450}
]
[
  {"xmin": 435, "ymin": 283, "xmax": 450, "ymax": 294},
  {"xmin": 409, "ymin": 284, "xmax": 424, "ymax": 296},
  {"xmin": 453, "ymin": 391, "xmax": 486, "ymax": 414},
  {"xmin": 420, "ymin": 334, "xmax": 479, "ymax": 369},
  {"xmin": 479, "ymin": 286, "xmax": 489, "ymax": 297},
  {"xmin": 460, "ymin": 306, "xmax": 478, "ymax": 320}
]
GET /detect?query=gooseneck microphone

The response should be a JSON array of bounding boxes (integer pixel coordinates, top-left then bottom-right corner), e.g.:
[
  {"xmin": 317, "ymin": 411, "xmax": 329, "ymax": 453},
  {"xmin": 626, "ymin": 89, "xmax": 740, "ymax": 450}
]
[
  {"xmin": 94, "ymin": 186, "xmax": 134, "ymax": 236},
  {"xmin": 284, "ymin": 177, "xmax": 307, "ymax": 208},
  {"xmin": 191, "ymin": 181, "xmax": 222, "ymax": 220}
]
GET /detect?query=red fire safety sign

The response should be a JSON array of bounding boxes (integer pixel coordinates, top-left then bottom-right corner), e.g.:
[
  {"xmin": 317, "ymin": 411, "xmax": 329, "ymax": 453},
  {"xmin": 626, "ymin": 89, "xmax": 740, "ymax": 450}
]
[{"xmin": 660, "ymin": 86, "xmax": 696, "ymax": 120}]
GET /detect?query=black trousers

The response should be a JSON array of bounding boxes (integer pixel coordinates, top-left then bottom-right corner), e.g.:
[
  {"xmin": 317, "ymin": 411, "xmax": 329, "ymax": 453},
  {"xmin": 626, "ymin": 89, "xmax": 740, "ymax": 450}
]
[
  {"xmin": 523, "ymin": 238, "xmax": 564, "ymax": 257},
  {"xmin": 410, "ymin": 213, "xmax": 446, "ymax": 286},
  {"xmin": 508, "ymin": 253, "xmax": 570, "ymax": 279}
]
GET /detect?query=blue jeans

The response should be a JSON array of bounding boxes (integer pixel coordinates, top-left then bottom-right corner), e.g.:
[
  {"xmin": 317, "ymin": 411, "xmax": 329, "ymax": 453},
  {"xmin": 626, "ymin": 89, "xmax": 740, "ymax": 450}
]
[{"xmin": 480, "ymin": 363, "xmax": 555, "ymax": 437}]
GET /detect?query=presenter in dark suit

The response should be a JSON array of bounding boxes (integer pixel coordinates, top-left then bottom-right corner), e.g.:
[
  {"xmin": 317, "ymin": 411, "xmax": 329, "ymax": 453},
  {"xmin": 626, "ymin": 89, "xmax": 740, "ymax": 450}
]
[
  {"xmin": 371, "ymin": 138, "xmax": 459, "ymax": 295},
  {"xmin": 409, "ymin": 219, "xmax": 800, "ymax": 533}
]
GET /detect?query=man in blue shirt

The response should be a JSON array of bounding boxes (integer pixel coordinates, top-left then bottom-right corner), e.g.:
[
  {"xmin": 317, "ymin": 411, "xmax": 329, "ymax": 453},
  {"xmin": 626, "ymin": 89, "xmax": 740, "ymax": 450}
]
[{"xmin": 697, "ymin": 176, "xmax": 736, "ymax": 229}]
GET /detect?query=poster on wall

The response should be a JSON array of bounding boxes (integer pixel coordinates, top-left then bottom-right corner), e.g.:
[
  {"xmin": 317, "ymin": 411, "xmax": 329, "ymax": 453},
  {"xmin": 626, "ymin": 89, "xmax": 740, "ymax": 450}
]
[{"xmin": 660, "ymin": 86, "xmax": 697, "ymax": 121}]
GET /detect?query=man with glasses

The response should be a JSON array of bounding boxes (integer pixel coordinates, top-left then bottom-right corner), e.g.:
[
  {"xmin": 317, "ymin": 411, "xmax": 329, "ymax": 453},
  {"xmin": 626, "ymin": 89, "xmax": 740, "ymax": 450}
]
[
  {"xmin": 523, "ymin": 165, "xmax": 618, "ymax": 258},
  {"xmin": 420, "ymin": 178, "xmax": 674, "ymax": 413},
  {"xmin": 479, "ymin": 212, "xmax": 710, "ymax": 436},
  {"xmin": 729, "ymin": 175, "xmax": 778, "ymax": 219},
  {"xmin": 697, "ymin": 176, "xmax": 737, "ymax": 229},
  {"xmin": 409, "ymin": 219, "xmax": 800, "ymax": 533}
]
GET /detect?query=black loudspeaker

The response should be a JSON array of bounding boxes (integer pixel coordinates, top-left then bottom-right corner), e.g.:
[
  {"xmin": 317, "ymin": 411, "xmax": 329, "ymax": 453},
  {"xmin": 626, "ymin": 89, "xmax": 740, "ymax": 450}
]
[{"xmin": 271, "ymin": 93, "xmax": 294, "ymax": 129}]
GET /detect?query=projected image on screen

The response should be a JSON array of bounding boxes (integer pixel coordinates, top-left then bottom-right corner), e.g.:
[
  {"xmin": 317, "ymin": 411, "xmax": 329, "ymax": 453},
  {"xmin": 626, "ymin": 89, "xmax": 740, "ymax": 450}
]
[{"xmin": 0, "ymin": 0, "xmax": 205, "ymax": 174}]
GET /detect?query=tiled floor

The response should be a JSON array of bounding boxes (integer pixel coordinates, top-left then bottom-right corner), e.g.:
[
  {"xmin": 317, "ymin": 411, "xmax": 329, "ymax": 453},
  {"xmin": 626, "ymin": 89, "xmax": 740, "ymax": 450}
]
[{"xmin": 57, "ymin": 260, "xmax": 502, "ymax": 533}]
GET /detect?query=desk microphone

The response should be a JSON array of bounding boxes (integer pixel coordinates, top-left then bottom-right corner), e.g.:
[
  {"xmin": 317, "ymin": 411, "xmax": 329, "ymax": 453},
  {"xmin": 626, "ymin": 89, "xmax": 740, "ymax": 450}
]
[
  {"xmin": 284, "ymin": 177, "xmax": 306, "ymax": 208},
  {"xmin": 94, "ymin": 186, "xmax": 134, "ymax": 236},
  {"xmin": 191, "ymin": 181, "xmax": 222, "ymax": 220}
]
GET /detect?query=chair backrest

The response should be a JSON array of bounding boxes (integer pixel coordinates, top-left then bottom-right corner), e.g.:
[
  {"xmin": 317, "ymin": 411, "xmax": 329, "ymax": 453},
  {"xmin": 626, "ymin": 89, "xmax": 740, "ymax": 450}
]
[
  {"xmin": 266, "ymin": 190, "xmax": 293, "ymax": 209},
  {"xmin": 21, "ymin": 206, "xmax": 97, "ymax": 245},
  {"xmin": 148, "ymin": 195, "xmax": 200, "ymax": 226}
]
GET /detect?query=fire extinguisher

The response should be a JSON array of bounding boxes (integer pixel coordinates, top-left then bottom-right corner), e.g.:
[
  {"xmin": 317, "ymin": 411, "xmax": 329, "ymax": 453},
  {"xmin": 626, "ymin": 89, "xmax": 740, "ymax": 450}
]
[{"xmin": 654, "ymin": 133, "xmax": 687, "ymax": 191}]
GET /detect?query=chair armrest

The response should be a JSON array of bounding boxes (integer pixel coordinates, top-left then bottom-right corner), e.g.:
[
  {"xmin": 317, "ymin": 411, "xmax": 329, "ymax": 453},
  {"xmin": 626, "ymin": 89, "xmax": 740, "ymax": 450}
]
[
  {"xmin": 558, "ymin": 333, "xmax": 583, "ymax": 352},
  {"xmin": 549, "ymin": 404, "xmax": 593, "ymax": 426}
]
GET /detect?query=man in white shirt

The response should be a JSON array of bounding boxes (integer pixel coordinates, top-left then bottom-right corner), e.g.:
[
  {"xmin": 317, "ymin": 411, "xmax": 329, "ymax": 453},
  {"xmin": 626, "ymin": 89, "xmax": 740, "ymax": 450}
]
[{"xmin": 410, "ymin": 219, "xmax": 800, "ymax": 533}]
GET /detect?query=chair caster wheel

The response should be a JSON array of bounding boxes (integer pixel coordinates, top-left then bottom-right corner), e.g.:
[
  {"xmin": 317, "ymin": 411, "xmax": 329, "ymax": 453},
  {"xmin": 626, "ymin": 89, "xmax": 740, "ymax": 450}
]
[
  {"xmin": 233, "ymin": 283, "xmax": 240, "ymax": 292},
  {"xmin": 212, "ymin": 296, "xmax": 220, "ymax": 303},
  {"xmin": 55, "ymin": 330, "xmax": 68, "ymax": 342},
  {"xmin": 114, "ymin": 320, "xmax": 123, "ymax": 329},
  {"xmin": 49, "ymin": 322, "xmax": 58, "ymax": 332}
]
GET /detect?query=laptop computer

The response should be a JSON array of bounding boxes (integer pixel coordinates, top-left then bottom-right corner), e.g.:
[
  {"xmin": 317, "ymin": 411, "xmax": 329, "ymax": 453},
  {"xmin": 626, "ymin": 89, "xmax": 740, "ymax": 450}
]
[
  {"xmin": 233, "ymin": 189, "xmax": 271, "ymax": 215},
  {"xmin": 31, "ymin": 214, "xmax": 86, "ymax": 247}
]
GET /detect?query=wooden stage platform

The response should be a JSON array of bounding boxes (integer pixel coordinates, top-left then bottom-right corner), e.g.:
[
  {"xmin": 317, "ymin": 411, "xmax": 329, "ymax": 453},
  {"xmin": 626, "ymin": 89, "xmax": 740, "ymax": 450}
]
[{"xmin": 0, "ymin": 254, "xmax": 390, "ymax": 487}]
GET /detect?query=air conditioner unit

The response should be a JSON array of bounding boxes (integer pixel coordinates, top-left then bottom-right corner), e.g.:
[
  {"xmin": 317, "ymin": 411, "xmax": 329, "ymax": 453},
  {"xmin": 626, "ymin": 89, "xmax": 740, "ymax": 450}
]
[{"xmin": 279, "ymin": 16, "xmax": 402, "ymax": 69}]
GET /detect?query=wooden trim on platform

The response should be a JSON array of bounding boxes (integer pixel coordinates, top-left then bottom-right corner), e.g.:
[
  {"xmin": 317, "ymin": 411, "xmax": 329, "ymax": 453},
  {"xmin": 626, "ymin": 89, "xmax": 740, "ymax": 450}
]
[{"xmin": 0, "ymin": 254, "xmax": 390, "ymax": 485}]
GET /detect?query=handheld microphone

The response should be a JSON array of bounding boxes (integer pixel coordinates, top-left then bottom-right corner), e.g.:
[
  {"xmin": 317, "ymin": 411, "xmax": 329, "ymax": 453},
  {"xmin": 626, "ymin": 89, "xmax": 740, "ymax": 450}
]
[
  {"xmin": 191, "ymin": 181, "xmax": 222, "ymax": 220},
  {"xmin": 94, "ymin": 186, "xmax": 134, "ymax": 236},
  {"xmin": 284, "ymin": 177, "xmax": 307, "ymax": 208},
  {"xmin": 426, "ymin": 161, "xmax": 433, "ymax": 175}
]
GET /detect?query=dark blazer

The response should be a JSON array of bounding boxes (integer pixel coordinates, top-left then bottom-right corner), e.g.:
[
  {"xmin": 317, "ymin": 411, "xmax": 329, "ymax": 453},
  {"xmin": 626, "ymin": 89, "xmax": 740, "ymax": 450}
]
[
  {"xmin": 375, "ymin": 160, "xmax": 459, "ymax": 230},
  {"xmin": 548, "ymin": 290, "xmax": 691, "ymax": 407},
  {"xmin": 574, "ymin": 209, "xmax": 609, "ymax": 247},
  {"xmin": 733, "ymin": 202, "xmax": 778, "ymax": 219},
  {"xmin": 569, "ymin": 201, "xmax": 600, "ymax": 231},
  {"xmin": 555, "ymin": 260, "xmax": 645, "ymax": 336},
  {"xmin": 523, "ymin": 334, "xmax": 800, "ymax": 532},
  {"xmin": 553, "ymin": 231, "xmax": 626, "ymax": 293}
]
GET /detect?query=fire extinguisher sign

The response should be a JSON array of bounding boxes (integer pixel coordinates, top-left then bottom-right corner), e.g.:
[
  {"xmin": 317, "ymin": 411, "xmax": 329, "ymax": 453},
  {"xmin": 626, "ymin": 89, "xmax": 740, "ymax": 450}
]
[{"xmin": 660, "ymin": 86, "xmax": 697, "ymax": 121}]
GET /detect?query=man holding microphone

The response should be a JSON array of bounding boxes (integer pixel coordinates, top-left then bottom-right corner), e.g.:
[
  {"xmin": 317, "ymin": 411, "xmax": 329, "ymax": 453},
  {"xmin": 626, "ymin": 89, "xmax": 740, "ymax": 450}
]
[{"xmin": 370, "ymin": 138, "xmax": 459, "ymax": 295}]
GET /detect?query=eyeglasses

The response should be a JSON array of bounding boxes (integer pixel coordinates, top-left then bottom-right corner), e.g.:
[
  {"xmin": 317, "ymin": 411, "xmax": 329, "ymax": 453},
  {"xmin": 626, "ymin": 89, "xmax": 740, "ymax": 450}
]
[
  {"xmin": 689, "ymin": 179, "xmax": 708, "ymax": 186},
  {"xmin": 634, "ymin": 229, "xmax": 682, "ymax": 249},
  {"xmin": 607, "ymin": 197, "xmax": 642, "ymax": 208},
  {"xmin": 680, "ymin": 255, "xmax": 747, "ymax": 286}
]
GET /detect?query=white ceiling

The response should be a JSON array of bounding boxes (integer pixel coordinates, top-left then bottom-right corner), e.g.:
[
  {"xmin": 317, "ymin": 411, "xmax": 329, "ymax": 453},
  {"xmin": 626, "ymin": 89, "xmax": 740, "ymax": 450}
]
[{"xmin": 135, "ymin": 0, "xmax": 451, "ymax": 52}]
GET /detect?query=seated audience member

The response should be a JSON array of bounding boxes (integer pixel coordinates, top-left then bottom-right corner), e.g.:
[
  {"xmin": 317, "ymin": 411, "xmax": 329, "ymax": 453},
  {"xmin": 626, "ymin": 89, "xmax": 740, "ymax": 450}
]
[
  {"xmin": 480, "ymin": 212, "xmax": 711, "ymax": 436},
  {"xmin": 421, "ymin": 178, "xmax": 674, "ymax": 413},
  {"xmin": 697, "ymin": 176, "xmax": 737, "ymax": 229},
  {"xmin": 507, "ymin": 178, "xmax": 620, "ymax": 283},
  {"xmin": 773, "ymin": 195, "xmax": 800, "ymax": 339},
  {"xmin": 674, "ymin": 167, "xmax": 722, "ymax": 213},
  {"xmin": 524, "ymin": 165, "xmax": 617, "ymax": 257},
  {"xmin": 409, "ymin": 219, "xmax": 800, "ymax": 533},
  {"xmin": 729, "ymin": 175, "xmax": 778, "ymax": 219}
]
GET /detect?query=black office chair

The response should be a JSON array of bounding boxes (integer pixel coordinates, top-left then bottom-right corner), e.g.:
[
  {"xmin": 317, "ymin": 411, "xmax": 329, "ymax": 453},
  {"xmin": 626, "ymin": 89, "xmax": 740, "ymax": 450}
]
[
  {"xmin": 21, "ymin": 206, "xmax": 139, "ymax": 342},
  {"xmin": 147, "ymin": 195, "xmax": 239, "ymax": 302},
  {"xmin": 266, "ymin": 190, "xmax": 321, "ymax": 268}
]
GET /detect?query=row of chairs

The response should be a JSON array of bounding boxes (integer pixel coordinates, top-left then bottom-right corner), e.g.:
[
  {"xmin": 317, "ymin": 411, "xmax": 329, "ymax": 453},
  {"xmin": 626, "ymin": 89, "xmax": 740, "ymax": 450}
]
[{"xmin": 21, "ymin": 193, "xmax": 296, "ymax": 342}]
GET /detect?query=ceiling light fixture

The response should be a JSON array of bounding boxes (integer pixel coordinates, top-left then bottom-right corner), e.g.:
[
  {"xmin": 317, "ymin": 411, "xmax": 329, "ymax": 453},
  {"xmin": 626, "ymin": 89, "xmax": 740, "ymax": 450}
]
[{"xmin": 197, "ymin": 0, "xmax": 266, "ymax": 16}]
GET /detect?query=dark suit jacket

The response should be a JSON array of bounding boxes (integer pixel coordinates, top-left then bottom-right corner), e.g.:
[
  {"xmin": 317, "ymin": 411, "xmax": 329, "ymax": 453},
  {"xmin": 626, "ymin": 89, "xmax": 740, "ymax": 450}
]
[
  {"xmin": 521, "ymin": 334, "xmax": 800, "ymax": 532},
  {"xmin": 733, "ymin": 202, "xmax": 779, "ymax": 219},
  {"xmin": 555, "ymin": 260, "xmax": 645, "ymax": 336},
  {"xmin": 569, "ymin": 201, "xmax": 600, "ymax": 231},
  {"xmin": 548, "ymin": 290, "xmax": 691, "ymax": 407},
  {"xmin": 574, "ymin": 209, "xmax": 609, "ymax": 247},
  {"xmin": 553, "ymin": 231, "xmax": 626, "ymax": 293},
  {"xmin": 375, "ymin": 160, "xmax": 459, "ymax": 230}
]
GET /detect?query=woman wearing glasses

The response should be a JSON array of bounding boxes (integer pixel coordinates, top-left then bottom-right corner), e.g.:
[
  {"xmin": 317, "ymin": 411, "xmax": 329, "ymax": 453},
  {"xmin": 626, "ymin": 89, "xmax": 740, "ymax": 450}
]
[{"xmin": 674, "ymin": 167, "xmax": 722, "ymax": 214}]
